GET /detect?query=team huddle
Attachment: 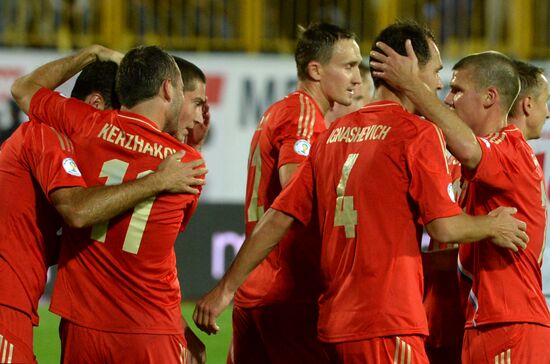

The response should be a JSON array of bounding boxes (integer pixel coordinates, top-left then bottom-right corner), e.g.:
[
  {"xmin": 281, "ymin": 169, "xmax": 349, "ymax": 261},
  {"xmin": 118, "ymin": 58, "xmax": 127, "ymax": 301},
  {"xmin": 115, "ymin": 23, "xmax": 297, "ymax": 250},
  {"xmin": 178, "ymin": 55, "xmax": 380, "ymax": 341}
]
[{"xmin": 0, "ymin": 19, "xmax": 549, "ymax": 364}]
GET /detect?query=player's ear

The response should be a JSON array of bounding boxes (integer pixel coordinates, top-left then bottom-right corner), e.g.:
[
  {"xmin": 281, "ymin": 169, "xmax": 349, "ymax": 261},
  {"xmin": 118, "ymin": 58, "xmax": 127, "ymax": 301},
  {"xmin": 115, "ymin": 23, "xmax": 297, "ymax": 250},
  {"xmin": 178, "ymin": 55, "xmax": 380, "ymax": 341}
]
[
  {"xmin": 84, "ymin": 92, "xmax": 106, "ymax": 110},
  {"xmin": 307, "ymin": 60, "xmax": 322, "ymax": 81},
  {"xmin": 160, "ymin": 79, "xmax": 174, "ymax": 103},
  {"xmin": 522, "ymin": 96, "xmax": 533, "ymax": 116},
  {"xmin": 483, "ymin": 87, "xmax": 498, "ymax": 108}
]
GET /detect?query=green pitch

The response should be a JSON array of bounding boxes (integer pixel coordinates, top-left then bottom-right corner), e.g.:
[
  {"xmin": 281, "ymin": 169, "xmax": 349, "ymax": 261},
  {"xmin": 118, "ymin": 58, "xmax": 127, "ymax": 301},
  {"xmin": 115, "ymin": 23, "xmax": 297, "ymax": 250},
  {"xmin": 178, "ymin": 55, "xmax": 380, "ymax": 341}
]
[{"xmin": 34, "ymin": 302, "xmax": 233, "ymax": 363}]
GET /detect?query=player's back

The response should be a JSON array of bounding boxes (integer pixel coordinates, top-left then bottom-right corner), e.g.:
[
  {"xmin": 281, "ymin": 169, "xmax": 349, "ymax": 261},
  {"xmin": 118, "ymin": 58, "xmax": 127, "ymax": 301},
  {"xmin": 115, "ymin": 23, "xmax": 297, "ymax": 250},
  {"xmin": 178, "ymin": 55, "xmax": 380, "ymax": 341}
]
[
  {"xmin": 29, "ymin": 88, "xmax": 203, "ymax": 334},
  {"xmin": 310, "ymin": 101, "xmax": 460, "ymax": 342},
  {"xmin": 236, "ymin": 91, "xmax": 325, "ymax": 307},
  {"xmin": 0, "ymin": 121, "xmax": 75, "ymax": 325}
]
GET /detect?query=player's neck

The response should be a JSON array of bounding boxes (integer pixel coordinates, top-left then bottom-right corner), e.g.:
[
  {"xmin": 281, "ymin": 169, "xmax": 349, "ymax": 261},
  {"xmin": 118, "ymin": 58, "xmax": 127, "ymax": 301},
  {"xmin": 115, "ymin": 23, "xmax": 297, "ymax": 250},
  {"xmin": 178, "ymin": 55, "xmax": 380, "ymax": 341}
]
[
  {"xmin": 507, "ymin": 115, "xmax": 527, "ymax": 137},
  {"xmin": 373, "ymin": 86, "xmax": 411, "ymax": 111},
  {"xmin": 296, "ymin": 80, "xmax": 330, "ymax": 115},
  {"xmin": 121, "ymin": 98, "xmax": 166, "ymax": 129}
]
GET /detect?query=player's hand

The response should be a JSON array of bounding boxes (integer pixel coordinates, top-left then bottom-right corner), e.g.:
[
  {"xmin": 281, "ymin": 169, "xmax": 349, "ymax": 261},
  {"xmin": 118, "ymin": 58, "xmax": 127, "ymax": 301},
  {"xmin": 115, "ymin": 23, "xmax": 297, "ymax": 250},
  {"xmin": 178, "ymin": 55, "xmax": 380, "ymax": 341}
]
[
  {"xmin": 187, "ymin": 98, "xmax": 211, "ymax": 150},
  {"xmin": 192, "ymin": 284, "xmax": 233, "ymax": 335},
  {"xmin": 88, "ymin": 45, "xmax": 124, "ymax": 65},
  {"xmin": 488, "ymin": 207, "xmax": 528, "ymax": 252},
  {"xmin": 184, "ymin": 327, "xmax": 206, "ymax": 364},
  {"xmin": 155, "ymin": 151, "xmax": 207, "ymax": 194},
  {"xmin": 369, "ymin": 39, "xmax": 422, "ymax": 93}
]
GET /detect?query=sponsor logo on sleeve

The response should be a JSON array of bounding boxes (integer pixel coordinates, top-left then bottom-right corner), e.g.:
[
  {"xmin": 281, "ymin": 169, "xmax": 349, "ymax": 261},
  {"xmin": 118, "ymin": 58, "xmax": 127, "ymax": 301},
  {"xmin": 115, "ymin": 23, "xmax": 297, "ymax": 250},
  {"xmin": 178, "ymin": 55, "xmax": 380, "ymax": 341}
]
[
  {"xmin": 448, "ymin": 182, "xmax": 456, "ymax": 203},
  {"xmin": 62, "ymin": 158, "xmax": 82, "ymax": 177},
  {"xmin": 294, "ymin": 139, "xmax": 311, "ymax": 156}
]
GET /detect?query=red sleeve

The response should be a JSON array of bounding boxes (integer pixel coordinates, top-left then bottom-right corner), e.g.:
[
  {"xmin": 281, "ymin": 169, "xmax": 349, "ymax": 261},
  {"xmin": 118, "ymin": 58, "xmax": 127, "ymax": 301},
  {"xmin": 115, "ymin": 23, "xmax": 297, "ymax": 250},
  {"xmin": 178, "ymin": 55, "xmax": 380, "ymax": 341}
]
[
  {"xmin": 408, "ymin": 124, "xmax": 462, "ymax": 224},
  {"xmin": 28, "ymin": 87, "xmax": 98, "ymax": 138},
  {"xmin": 272, "ymin": 96, "xmax": 324, "ymax": 169},
  {"xmin": 23, "ymin": 122, "xmax": 87, "ymax": 201},
  {"xmin": 271, "ymin": 157, "xmax": 315, "ymax": 225},
  {"xmin": 462, "ymin": 135, "xmax": 515, "ymax": 190}
]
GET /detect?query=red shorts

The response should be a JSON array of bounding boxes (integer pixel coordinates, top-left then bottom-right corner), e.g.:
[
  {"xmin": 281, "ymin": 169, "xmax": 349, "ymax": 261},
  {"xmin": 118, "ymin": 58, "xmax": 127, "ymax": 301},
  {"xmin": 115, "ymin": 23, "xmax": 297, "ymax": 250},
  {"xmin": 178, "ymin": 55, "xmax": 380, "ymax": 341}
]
[
  {"xmin": 228, "ymin": 303, "xmax": 329, "ymax": 364},
  {"xmin": 323, "ymin": 335, "xmax": 429, "ymax": 364},
  {"xmin": 462, "ymin": 323, "xmax": 550, "ymax": 364},
  {"xmin": 60, "ymin": 319, "xmax": 188, "ymax": 364},
  {"xmin": 0, "ymin": 305, "xmax": 36, "ymax": 363}
]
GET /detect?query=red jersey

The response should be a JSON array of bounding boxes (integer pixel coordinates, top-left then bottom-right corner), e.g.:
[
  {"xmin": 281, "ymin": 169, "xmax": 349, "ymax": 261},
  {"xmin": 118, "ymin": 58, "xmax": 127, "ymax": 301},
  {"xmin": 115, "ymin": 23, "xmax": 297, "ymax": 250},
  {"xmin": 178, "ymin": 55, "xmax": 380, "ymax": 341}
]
[
  {"xmin": 272, "ymin": 101, "xmax": 462, "ymax": 343},
  {"xmin": 235, "ymin": 91, "xmax": 326, "ymax": 307},
  {"xmin": 0, "ymin": 121, "xmax": 86, "ymax": 325},
  {"xmin": 457, "ymin": 125, "xmax": 550, "ymax": 328},
  {"xmin": 423, "ymin": 154, "xmax": 465, "ymax": 348},
  {"xmin": 29, "ymin": 88, "xmax": 203, "ymax": 334}
]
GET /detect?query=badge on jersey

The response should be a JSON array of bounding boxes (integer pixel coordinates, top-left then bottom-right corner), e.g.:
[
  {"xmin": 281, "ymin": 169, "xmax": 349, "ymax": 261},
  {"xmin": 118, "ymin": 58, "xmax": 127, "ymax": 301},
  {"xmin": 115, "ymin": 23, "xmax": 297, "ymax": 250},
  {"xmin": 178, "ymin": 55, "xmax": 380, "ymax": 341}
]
[
  {"xmin": 294, "ymin": 139, "xmax": 311, "ymax": 156},
  {"xmin": 62, "ymin": 158, "xmax": 82, "ymax": 177},
  {"xmin": 447, "ymin": 182, "xmax": 456, "ymax": 203}
]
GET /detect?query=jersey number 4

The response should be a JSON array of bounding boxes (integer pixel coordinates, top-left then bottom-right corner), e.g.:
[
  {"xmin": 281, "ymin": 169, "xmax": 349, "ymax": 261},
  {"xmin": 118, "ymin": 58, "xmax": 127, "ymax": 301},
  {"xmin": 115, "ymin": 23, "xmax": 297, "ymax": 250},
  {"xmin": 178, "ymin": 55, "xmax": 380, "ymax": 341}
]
[
  {"xmin": 334, "ymin": 153, "xmax": 359, "ymax": 238},
  {"xmin": 90, "ymin": 159, "xmax": 155, "ymax": 254}
]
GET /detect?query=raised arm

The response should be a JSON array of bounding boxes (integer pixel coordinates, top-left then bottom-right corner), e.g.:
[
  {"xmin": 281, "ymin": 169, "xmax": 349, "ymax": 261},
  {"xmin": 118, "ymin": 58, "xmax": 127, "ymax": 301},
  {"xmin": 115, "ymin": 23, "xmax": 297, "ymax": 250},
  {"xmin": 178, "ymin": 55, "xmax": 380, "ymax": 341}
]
[
  {"xmin": 51, "ymin": 151, "xmax": 207, "ymax": 228},
  {"xmin": 192, "ymin": 208, "xmax": 294, "ymax": 334},
  {"xmin": 370, "ymin": 40, "xmax": 482, "ymax": 169},
  {"xmin": 11, "ymin": 45, "xmax": 123, "ymax": 114}
]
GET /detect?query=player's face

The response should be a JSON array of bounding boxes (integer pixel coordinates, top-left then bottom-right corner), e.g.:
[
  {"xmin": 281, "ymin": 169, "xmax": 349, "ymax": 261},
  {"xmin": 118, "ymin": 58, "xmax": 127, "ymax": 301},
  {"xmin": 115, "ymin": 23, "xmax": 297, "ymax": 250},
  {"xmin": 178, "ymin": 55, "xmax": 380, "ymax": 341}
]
[
  {"xmin": 526, "ymin": 74, "xmax": 550, "ymax": 139},
  {"xmin": 320, "ymin": 38, "xmax": 362, "ymax": 107},
  {"xmin": 166, "ymin": 76, "xmax": 185, "ymax": 139},
  {"xmin": 444, "ymin": 67, "xmax": 486, "ymax": 136},
  {"xmin": 328, "ymin": 74, "xmax": 374, "ymax": 120},
  {"xmin": 417, "ymin": 40, "xmax": 443, "ymax": 94},
  {"xmin": 177, "ymin": 81, "xmax": 206, "ymax": 142}
]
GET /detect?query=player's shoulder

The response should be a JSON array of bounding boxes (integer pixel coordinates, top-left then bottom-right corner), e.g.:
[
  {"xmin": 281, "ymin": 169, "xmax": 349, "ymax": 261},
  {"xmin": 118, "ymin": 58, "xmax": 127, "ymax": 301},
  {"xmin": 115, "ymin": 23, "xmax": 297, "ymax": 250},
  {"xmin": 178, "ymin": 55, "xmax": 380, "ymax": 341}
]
[
  {"xmin": 482, "ymin": 125, "xmax": 523, "ymax": 145},
  {"xmin": 274, "ymin": 91, "xmax": 321, "ymax": 119},
  {"xmin": 179, "ymin": 144, "xmax": 203, "ymax": 162}
]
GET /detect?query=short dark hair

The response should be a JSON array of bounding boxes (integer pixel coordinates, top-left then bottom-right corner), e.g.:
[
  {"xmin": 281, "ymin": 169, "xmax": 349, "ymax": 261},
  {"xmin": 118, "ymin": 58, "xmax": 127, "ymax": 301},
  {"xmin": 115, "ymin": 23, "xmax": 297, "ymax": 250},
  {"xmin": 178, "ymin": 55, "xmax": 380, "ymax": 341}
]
[
  {"xmin": 453, "ymin": 51, "xmax": 520, "ymax": 114},
  {"xmin": 115, "ymin": 45, "xmax": 180, "ymax": 108},
  {"xmin": 172, "ymin": 56, "xmax": 206, "ymax": 92},
  {"xmin": 509, "ymin": 60, "xmax": 546, "ymax": 116},
  {"xmin": 370, "ymin": 20, "xmax": 435, "ymax": 89},
  {"xmin": 294, "ymin": 22, "xmax": 357, "ymax": 81},
  {"xmin": 71, "ymin": 61, "xmax": 120, "ymax": 109}
]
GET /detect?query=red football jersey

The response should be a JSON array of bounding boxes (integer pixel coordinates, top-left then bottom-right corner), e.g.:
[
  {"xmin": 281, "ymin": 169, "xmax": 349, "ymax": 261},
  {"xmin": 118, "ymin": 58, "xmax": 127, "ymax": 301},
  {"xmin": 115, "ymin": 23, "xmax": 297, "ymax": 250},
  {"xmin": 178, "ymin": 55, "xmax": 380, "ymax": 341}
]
[
  {"xmin": 235, "ymin": 91, "xmax": 326, "ymax": 307},
  {"xmin": 272, "ymin": 101, "xmax": 462, "ymax": 343},
  {"xmin": 423, "ymin": 154, "xmax": 465, "ymax": 348},
  {"xmin": 29, "ymin": 88, "xmax": 203, "ymax": 334},
  {"xmin": 457, "ymin": 125, "xmax": 550, "ymax": 328},
  {"xmin": 0, "ymin": 121, "xmax": 86, "ymax": 325}
]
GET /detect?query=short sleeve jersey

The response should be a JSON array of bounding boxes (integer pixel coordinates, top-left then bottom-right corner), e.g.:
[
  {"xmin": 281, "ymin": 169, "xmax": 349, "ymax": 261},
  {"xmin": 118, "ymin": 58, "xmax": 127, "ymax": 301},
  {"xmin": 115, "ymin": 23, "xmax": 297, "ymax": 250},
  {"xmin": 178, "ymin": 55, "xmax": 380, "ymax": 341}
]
[
  {"xmin": 29, "ymin": 88, "xmax": 203, "ymax": 334},
  {"xmin": 457, "ymin": 125, "xmax": 550, "ymax": 328},
  {"xmin": 423, "ymin": 154, "xmax": 465, "ymax": 348},
  {"xmin": 272, "ymin": 101, "xmax": 462, "ymax": 343},
  {"xmin": 235, "ymin": 91, "xmax": 326, "ymax": 307},
  {"xmin": 0, "ymin": 121, "xmax": 86, "ymax": 325}
]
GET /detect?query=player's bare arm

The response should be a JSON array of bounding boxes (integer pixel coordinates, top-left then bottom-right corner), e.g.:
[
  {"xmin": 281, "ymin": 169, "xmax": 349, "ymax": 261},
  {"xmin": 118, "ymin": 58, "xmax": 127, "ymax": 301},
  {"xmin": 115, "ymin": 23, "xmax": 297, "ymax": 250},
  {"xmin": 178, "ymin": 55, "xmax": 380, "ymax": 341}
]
[
  {"xmin": 426, "ymin": 207, "xmax": 528, "ymax": 252},
  {"xmin": 182, "ymin": 317, "xmax": 207, "ymax": 364},
  {"xmin": 369, "ymin": 40, "xmax": 482, "ymax": 169},
  {"xmin": 193, "ymin": 208, "xmax": 294, "ymax": 334},
  {"xmin": 50, "ymin": 150, "xmax": 207, "ymax": 228},
  {"xmin": 11, "ymin": 45, "xmax": 123, "ymax": 114}
]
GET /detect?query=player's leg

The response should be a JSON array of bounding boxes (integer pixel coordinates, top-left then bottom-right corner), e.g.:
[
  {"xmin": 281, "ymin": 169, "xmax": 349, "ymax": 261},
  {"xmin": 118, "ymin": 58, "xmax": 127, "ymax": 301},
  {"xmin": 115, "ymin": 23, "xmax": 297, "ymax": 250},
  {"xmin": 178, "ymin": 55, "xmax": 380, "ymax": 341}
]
[
  {"xmin": 228, "ymin": 305, "xmax": 270, "ymax": 364},
  {"xmin": 0, "ymin": 305, "xmax": 36, "ymax": 363},
  {"xmin": 324, "ymin": 335, "xmax": 429, "ymax": 364},
  {"xmin": 463, "ymin": 323, "xmax": 550, "ymax": 364},
  {"xmin": 254, "ymin": 303, "xmax": 329, "ymax": 364}
]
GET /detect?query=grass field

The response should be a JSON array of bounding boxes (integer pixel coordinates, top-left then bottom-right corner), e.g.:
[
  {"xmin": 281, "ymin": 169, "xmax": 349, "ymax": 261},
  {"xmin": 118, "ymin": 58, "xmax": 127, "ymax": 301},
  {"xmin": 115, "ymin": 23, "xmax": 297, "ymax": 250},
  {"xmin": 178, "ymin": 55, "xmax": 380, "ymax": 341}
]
[{"xmin": 34, "ymin": 302, "xmax": 233, "ymax": 363}]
